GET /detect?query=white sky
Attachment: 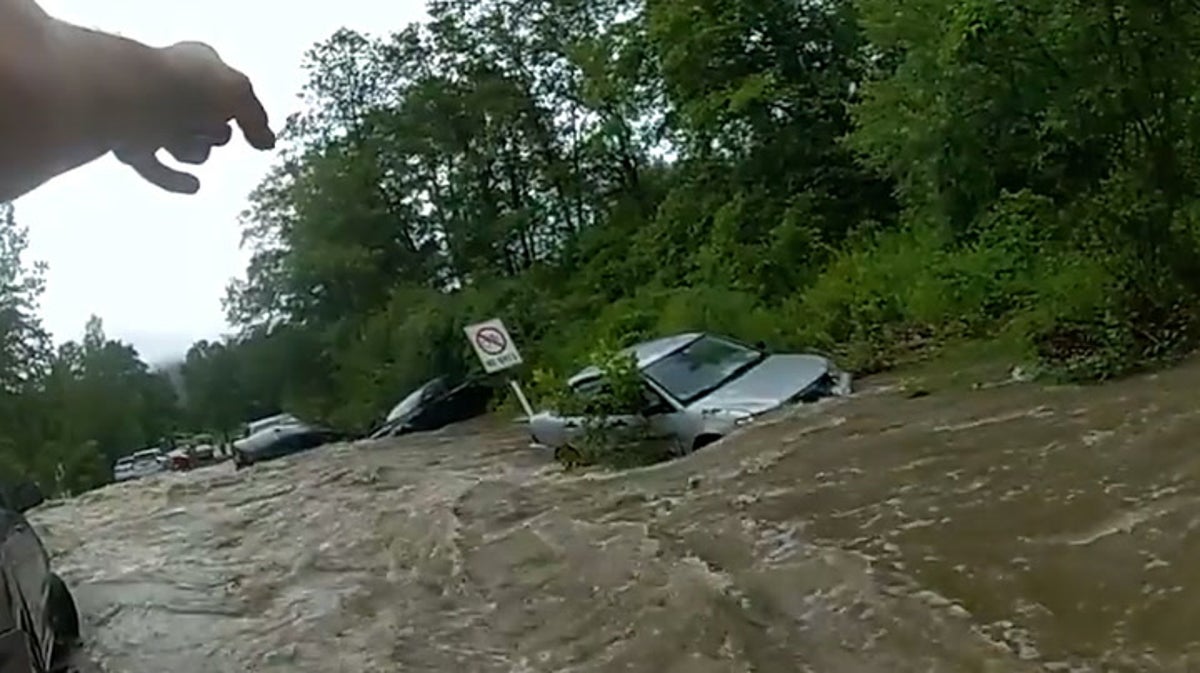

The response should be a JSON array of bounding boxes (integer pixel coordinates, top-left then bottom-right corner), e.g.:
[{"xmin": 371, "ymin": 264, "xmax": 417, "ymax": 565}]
[{"xmin": 16, "ymin": 0, "xmax": 427, "ymax": 365}]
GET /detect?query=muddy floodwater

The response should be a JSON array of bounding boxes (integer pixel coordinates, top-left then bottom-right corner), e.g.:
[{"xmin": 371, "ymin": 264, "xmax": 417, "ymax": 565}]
[{"xmin": 30, "ymin": 360, "xmax": 1200, "ymax": 672}]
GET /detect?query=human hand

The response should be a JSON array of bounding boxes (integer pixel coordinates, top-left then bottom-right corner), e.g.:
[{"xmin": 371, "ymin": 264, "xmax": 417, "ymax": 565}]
[
  {"xmin": 0, "ymin": 3, "xmax": 278, "ymax": 201},
  {"xmin": 111, "ymin": 41, "xmax": 275, "ymax": 194}
]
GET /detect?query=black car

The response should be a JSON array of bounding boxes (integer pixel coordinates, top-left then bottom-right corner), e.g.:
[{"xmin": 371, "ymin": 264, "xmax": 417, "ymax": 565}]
[
  {"xmin": 0, "ymin": 482, "xmax": 79, "ymax": 673},
  {"xmin": 231, "ymin": 423, "xmax": 346, "ymax": 469},
  {"xmin": 368, "ymin": 376, "xmax": 494, "ymax": 440}
]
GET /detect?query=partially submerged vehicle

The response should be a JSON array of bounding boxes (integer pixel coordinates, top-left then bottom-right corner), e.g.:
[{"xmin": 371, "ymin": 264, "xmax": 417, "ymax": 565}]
[
  {"xmin": 367, "ymin": 376, "xmax": 494, "ymax": 440},
  {"xmin": 241, "ymin": 413, "xmax": 302, "ymax": 438},
  {"xmin": 0, "ymin": 481, "xmax": 80, "ymax": 673},
  {"xmin": 529, "ymin": 333, "xmax": 851, "ymax": 457},
  {"xmin": 112, "ymin": 448, "xmax": 167, "ymax": 483},
  {"xmin": 166, "ymin": 444, "xmax": 219, "ymax": 472},
  {"xmin": 232, "ymin": 422, "xmax": 345, "ymax": 469}
]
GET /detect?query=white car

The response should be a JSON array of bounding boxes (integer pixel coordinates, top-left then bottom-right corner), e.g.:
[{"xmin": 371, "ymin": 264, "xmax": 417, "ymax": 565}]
[
  {"xmin": 529, "ymin": 333, "xmax": 851, "ymax": 456},
  {"xmin": 113, "ymin": 448, "xmax": 168, "ymax": 482}
]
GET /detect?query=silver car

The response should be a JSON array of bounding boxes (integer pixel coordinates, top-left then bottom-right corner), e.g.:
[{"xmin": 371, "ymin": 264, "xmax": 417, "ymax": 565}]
[
  {"xmin": 243, "ymin": 413, "xmax": 302, "ymax": 437},
  {"xmin": 113, "ymin": 448, "xmax": 168, "ymax": 482},
  {"xmin": 529, "ymin": 333, "xmax": 851, "ymax": 455}
]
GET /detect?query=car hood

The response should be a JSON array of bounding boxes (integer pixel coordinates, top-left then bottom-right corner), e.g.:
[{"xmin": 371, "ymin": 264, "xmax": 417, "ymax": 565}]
[{"xmin": 687, "ymin": 354, "xmax": 831, "ymax": 416}]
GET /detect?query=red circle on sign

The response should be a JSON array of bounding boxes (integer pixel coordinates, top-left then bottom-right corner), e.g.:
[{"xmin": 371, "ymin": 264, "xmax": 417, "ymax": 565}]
[{"xmin": 475, "ymin": 327, "xmax": 508, "ymax": 355}]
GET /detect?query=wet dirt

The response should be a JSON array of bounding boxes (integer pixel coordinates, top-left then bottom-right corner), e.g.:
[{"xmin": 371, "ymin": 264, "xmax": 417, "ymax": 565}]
[{"xmin": 29, "ymin": 359, "xmax": 1200, "ymax": 672}]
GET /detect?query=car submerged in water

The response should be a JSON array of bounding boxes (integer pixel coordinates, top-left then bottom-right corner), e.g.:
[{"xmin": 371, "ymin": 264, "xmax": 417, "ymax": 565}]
[
  {"xmin": 232, "ymin": 421, "xmax": 346, "ymax": 469},
  {"xmin": 529, "ymin": 332, "xmax": 851, "ymax": 457},
  {"xmin": 112, "ymin": 448, "xmax": 168, "ymax": 483},
  {"xmin": 367, "ymin": 376, "xmax": 494, "ymax": 440}
]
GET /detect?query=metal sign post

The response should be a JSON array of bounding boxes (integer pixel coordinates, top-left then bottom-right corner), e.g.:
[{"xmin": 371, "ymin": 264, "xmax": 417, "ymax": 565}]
[
  {"xmin": 464, "ymin": 318, "xmax": 534, "ymax": 417},
  {"xmin": 506, "ymin": 379, "xmax": 534, "ymax": 418}
]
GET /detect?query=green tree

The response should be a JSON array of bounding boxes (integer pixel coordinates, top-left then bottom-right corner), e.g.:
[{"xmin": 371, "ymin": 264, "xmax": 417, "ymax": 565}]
[
  {"xmin": 181, "ymin": 339, "xmax": 250, "ymax": 443},
  {"xmin": 43, "ymin": 317, "xmax": 181, "ymax": 474},
  {"xmin": 221, "ymin": 0, "xmax": 888, "ymax": 431}
]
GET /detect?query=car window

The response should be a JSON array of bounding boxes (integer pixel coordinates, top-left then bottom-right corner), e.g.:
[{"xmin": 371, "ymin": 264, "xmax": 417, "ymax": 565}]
[
  {"xmin": 267, "ymin": 432, "xmax": 300, "ymax": 452},
  {"xmin": 571, "ymin": 376, "xmax": 605, "ymax": 398},
  {"xmin": 640, "ymin": 386, "xmax": 674, "ymax": 415},
  {"xmin": 643, "ymin": 335, "xmax": 763, "ymax": 405},
  {"xmin": 570, "ymin": 377, "xmax": 672, "ymax": 416},
  {"xmin": 248, "ymin": 414, "xmax": 299, "ymax": 435},
  {"xmin": 387, "ymin": 378, "xmax": 445, "ymax": 422},
  {"xmin": 421, "ymin": 377, "xmax": 449, "ymax": 402},
  {"xmin": 386, "ymin": 390, "xmax": 423, "ymax": 422},
  {"xmin": 293, "ymin": 432, "xmax": 328, "ymax": 451},
  {"xmin": 568, "ymin": 377, "xmax": 625, "ymax": 414}
]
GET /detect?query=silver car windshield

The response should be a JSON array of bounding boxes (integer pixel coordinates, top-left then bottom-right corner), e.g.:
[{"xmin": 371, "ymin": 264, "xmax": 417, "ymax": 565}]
[{"xmin": 642, "ymin": 336, "xmax": 763, "ymax": 405}]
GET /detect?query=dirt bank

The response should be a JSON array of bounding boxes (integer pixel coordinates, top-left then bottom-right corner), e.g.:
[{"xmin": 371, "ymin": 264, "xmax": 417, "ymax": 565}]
[{"xmin": 32, "ymin": 359, "xmax": 1200, "ymax": 671}]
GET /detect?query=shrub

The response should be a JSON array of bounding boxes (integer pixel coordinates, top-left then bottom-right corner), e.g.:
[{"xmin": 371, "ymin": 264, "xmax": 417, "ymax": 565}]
[{"xmin": 537, "ymin": 344, "xmax": 672, "ymax": 469}]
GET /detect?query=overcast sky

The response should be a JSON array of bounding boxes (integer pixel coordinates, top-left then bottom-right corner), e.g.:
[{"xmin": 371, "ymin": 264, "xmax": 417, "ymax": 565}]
[{"xmin": 16, "ymin": 0, "xmax": 426, "ymax": 365}]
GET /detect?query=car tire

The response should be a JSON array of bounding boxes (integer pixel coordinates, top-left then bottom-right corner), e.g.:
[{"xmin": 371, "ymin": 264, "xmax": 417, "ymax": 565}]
[
  {"xmin": 692, "ymin": 434, "xmax": 723, "ymax": 453},
  {"xmin": 48, "ymin": 573, "xmax": 80, "ymax": 654}
]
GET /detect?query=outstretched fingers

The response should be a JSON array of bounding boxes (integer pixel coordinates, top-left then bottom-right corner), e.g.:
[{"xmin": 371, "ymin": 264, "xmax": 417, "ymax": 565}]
[
  {"xmin": 166, "ymin": 124, "xmax": 231, "ymax": 165},
  {"xmin": 229, "ymin": 76, "xmax": 274, "ymax": 150},
  {"xmin": 109, "ymin": 42, "xmax": 275, "ymax": 194},
  {"xmin": 116, "ymin": 148, "xmax": 200, "ymax": 194}
]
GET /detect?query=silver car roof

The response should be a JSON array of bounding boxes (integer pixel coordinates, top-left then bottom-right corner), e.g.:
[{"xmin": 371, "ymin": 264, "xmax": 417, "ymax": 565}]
[
  {"xmin": 234, "ymin": 421, "xmax": 312, "ymax": 452},
  {"xmin": 567, "ymin": 332, "xmax": 704, "ymax": 387},
  {"xmin": 247, "ymin": 412, "xmax": 298, "ymax": 429}
]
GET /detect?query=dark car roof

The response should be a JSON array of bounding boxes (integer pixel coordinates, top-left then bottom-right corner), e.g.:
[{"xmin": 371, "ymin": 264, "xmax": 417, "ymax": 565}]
[{"xmin": 385, "ymin": 375, "xmax": 491, "ymax": 419}]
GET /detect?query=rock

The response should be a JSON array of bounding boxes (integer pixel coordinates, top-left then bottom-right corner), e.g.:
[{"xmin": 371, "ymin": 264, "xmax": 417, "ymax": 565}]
[{"xmin": 947, "ymin": 603, "xmax": 971, "ymax": 619}]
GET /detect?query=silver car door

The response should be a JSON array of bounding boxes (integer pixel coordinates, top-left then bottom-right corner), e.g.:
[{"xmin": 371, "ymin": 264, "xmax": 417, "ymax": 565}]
[
  {"xmin": 639, "ymin": 383, "xmax": 693, "ymax": 453},
  {"xmin": 559, "ymin": 374, "xmax": 655, "ymax": 445},
  {"xmin": 559, "ymin": 411, "xmax": 646, "ymax": 442}
]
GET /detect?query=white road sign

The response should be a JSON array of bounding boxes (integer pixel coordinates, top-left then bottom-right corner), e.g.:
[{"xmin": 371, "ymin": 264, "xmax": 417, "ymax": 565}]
[{"xmin": 464, "ymin": 318, "xmax": 524, "ymax": 373}]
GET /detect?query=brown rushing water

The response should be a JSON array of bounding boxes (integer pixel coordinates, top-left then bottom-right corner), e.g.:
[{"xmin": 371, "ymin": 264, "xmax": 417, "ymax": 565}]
[{"xmin": 30, "ymin": 359, "xmax": 1200, "ymax": 672}]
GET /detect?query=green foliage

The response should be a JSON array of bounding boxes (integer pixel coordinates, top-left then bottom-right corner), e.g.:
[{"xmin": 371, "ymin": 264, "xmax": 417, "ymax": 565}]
[
  {"xmin": 213, "ymin": 0, "xmax": 891, "ymax": 434},
  {"xmin": 20, "ymin": 0, "xmax": 1200, "ymax": 483},
  {"xmin": 199, "ymin": 0, "xmax": 1200, "ymax": 443},
  {"xmin": 0, "ymin": 205, "xmax": 182, "ymax": 494},
  {"xmin": 537, "ymin": 344, "xmax": 668, "ymax": 469},
  {"xmin": 844, "ymin": 0, "xmax": 1200, "ymax": 378},
  {"xmin": 541, "ymin": 343, "xmax": 642, "ymax": 417}
]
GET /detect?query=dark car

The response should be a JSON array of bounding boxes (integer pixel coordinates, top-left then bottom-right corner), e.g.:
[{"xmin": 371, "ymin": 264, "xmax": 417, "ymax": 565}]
[
  {"xmin": 231, "ymin": 423, "xmax": 345, "ymax": 469},
  {"xmin": 368, "ymin": 376, "xmax": 494, "ymax": 440},
  {"xmin": 0, "ymin": 481, "xmax": 79, "ymax": 673}
]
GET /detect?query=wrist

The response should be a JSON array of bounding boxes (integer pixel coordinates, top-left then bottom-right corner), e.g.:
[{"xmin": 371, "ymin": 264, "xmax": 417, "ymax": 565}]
[{"xmin": 0, "ymin": 6, "xmax": 107, "ymax": 199}]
